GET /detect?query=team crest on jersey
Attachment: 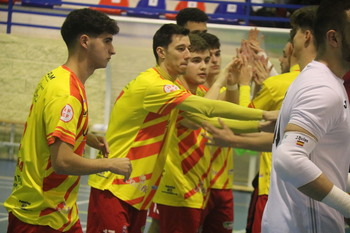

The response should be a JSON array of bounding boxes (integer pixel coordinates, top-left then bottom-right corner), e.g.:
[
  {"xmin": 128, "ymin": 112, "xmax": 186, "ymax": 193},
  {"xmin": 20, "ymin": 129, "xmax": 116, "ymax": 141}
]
[
  {"xmin": 60, "ymin": 104, "xmax": 74, "ymax": 122},
  {"xmin": 163, "ymin": 84, "xmax": 179, "ymax": 93}
]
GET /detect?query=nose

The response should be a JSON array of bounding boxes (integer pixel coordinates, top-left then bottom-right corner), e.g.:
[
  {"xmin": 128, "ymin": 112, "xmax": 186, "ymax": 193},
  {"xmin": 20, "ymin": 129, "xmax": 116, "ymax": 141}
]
[
  {"xmin": 211, "ymin": 55, "xmax": 218, "ymax": 63},
  {"xmin": 184, "ymin": 48, "xmax": 191, "ymax": 60},
  {"xmin": 110, "ymin": 45, "xmax": 116, "ymax": 55},
  {"xmin": 200, "ymin": 61, "xmax": 207, "ymax": 70}
]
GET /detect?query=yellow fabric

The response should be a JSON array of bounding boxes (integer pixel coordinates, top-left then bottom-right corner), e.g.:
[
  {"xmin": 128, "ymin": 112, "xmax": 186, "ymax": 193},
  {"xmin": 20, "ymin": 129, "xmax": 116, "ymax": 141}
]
[
  {"xmin": 252, "ymin": 64, "xmax": 300, "ymax": 195},
  {"xmin": 180, "ymin": 95, "xmax": 263, "ymax": 121},
  {"xmin": 88, "ymin": 67, "xmax": 191, "ymax": 210},
  {"xmin": 154, "ymin": 81, "xmax": 211, "ymax": 209},
  {"xmin": 239, "ymin": 85, "xmax": 251, "ymax": 107},
  {"xmin": 198, "ymin": 85, "xmax": 235, "ymax": 190},
  {"xmin": 4, "ymin": 66, "xmax": 88, "ymax": 231}
]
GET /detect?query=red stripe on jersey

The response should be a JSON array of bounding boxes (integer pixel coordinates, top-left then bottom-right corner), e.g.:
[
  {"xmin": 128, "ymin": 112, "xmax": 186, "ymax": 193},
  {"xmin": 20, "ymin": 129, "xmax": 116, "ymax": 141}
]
[
  {"xmin": 181, "ymin": 136, "xmax": 207, "ymax": 174},
  {"xmin": 144, "ymin": 112, "xmax": 163, "ymax": 123},
  {"xmin": 58, "ymin": 208, "xmax": 74, "ymax": 231},
  {"xmin": 115, "ymin": 90, "xmax": 124, "ymax": 103},
  {"xmin": 125, "ymin": 196, "xmax": 144, "ymax": 206},
  {"xmin": 184, "ymin": 188, "xmax": 197, "ymax": 199},
  {"xmin": 198, "ymin": 84, "xmax": 209, "ymax": 92},
  {"xmin": 140, "ymin": 175, "xmax": 162, "ymax": 209},
  {"xmin": 135, "ymin": 120, "xmax": 168, "ymax": 141},
  {"xmin": 158, "ymin": 93, "xmax": 191, "ymax": 115},
  {"xmin": 127, "ymin": 141, "xmax": 164, "ymax": 160},
  {"xmin": 64, "ymin": 176, "xmax": 80, "ymax": 200},
  {"xmin": 248, "ymin": 102, "xmax": 255, "ymax": 108},
  {"xmin": 49, "ymin": 131, "xmax": 75, "ymax": 147},
  {"xmin": 112, "ymin": 173, "xmax": 152, "ymax": 185},
  {"xmin": 179, "ymin": 130, "xmax": 201, "ymax": 155},
  {"xmin": 211, "ymin": 147, "xmax": 222, "ymax": 161},
  {"xmin": 42, "ymin": 172, "xmax": 68, "ymax": 191},
  {"xmin": 210, "ymin": 155, "xmax": 228, "ymax": 187}
]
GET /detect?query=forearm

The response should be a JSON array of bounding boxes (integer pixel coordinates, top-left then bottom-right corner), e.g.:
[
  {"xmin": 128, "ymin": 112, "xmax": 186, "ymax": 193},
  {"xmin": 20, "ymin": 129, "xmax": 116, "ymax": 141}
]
[
  {"xmin": 184, "ymin": 112, "xmax": 260, "ymax": 134},
  {"xmin": 239, "ymin": 85, "xmax": 251, "ymax": 107},
  {"xmin": 56, "ymin": 156, "xmax": 112, "ymax": 175},
  {"xmin": 233, "ymin": 132, "xmax": 274, "ymax": 151},
  {"xmin": 50, "ymin": 140, "xmax": 112, "ymax": 175},
  {"xmin": 204, "ymin": 83, "xmax": 222, "ymax": 100},
  {"xmin": 179, "ymin": 95, "xmax": 263, "ymax": 121}
]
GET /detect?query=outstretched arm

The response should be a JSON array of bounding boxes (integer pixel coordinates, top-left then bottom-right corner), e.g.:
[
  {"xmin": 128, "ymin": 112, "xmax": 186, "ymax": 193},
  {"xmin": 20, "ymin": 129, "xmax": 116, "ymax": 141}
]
[
  {"xmin": 202, "ymin": 118, "xmax": 274, "ymax": 151},
  {"xmin": 177, "ymin": 94, "xmax": 278, "ymax": 121}
]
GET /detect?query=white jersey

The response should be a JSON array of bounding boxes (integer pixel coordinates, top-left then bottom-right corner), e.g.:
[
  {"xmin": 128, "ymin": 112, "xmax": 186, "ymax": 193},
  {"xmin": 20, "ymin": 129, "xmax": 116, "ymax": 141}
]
[{"xmin": 262, "ymin": 61, "xmax": 350, "ymax": 233}]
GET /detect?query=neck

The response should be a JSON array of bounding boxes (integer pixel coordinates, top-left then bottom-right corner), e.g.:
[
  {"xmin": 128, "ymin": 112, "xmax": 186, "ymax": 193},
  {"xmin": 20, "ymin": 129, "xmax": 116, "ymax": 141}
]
[
  {"xmin": 179, "ymin": 76, "xmax": 197, "ymax": 94},
  {"xmin": 316, "ymin": 55, "xmax": 348, "ymax": 79},
  {"xmin": 64, "ymin": 54, "xmax": 94, "ymax": 84},
  {"xmin": 159, "ymin": 63, "xmax": 180, "ymax": 82},
  {"xmin": 205, "ymin": 74, "xmax": 217, "ymax": 88}
]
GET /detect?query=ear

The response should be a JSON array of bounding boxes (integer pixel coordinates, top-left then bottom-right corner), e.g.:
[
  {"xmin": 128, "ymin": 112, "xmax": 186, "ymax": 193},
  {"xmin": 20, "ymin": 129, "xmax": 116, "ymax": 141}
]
[
  {"xmin": 156, "ymin": 46, "xmax": 166, "ymax": 59},
  {"xmin": 326, "ymin": 30, "xmax": 339, "ymax": 48},
  {"xmin": 80, "ymin": 34, "xmax": 89, "ymax": 49},
  {"xmin": 304, "ymin": 30, "xmax": 312, "ymax": 44}
]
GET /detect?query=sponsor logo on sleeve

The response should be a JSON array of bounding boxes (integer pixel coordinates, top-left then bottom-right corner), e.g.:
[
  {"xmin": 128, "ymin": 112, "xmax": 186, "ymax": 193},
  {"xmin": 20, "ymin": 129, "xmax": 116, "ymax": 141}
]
[
  {"xmin": 163, "ymin": 84, "xmax": 180, "ymax": 93},
  {"xmin": 295, "ymin": 135, "xmax": 308, "ymax": 147},
  {"xmin": 60, "ymin": 104, "xmax": 74, "ymax": 122}
]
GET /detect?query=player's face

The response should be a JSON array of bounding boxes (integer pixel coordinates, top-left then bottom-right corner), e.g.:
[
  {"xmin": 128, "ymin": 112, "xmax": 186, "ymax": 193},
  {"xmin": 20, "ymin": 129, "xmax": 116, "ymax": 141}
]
[
  {"xmin": 292, "ymin": 28, "xmax": 305, "ymax": 61},
  {"xmin": 208, "ymin": 48, "xmax": 221, "ymax": 77},
  {"xmin": 185, "ymin": 21, "xmax": 207, "ymax": 33},
  {"xmin": 163, "ymin": 34, "xmax": 191, "ymax": 77},
  {"xmin": 183, "ymin": 50, "xmax": 210, "ymax": 86},
  {"xmin": 88, "ymin": 33, "xmax": 116, "ymax": 69},
  {"xmin": 279, "ymin": 42, "xmax": 293, "ymax": 74}
]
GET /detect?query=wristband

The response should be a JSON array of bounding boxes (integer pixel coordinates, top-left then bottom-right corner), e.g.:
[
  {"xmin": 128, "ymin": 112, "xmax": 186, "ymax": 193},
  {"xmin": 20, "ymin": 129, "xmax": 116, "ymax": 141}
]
[
  {"xmin": 226, "ymin": 84, "xmax": 238, "ymax": 91},
  {"xmin": 322, "ymin": 185, "xmax": 350, "ymax": 218}
]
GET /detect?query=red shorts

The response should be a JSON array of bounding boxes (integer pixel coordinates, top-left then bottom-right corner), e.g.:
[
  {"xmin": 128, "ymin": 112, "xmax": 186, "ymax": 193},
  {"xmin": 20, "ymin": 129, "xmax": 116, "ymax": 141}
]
[
  {"xmin": 7, "ymin": 212, "xmax": 83, "ymax": 233},
  {"xmin": 148, "ymin": 202, "xmax": 160, "ymax": 220},
  {"xmin": 251, "ymin": 195, "xmax": 268, "ymax": 233},
  {"xmin": 86, "ymin": 187, "xmax": 147, "ymax": 233},
  {"xmin": 202, "ymin": 189, "xmax": 234, "ymax": 233},
  {"xmin": 157, "ymin": 203, "xmax": 203, "ymax": 233}
]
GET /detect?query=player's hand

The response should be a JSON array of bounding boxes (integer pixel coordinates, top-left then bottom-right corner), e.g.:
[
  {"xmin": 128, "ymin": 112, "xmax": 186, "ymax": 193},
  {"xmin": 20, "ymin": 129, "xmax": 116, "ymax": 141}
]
[
  {"xmin": 109, "ymin": 158, "xmax": 132, "ymax": 182},
  {"xmin": 259, "ymin": 120, "xmax": 276, "ymax": 133},
  {"xmin": 87, "ymin": 133, "xmax": 110, "ymax": 157},
  {"xmin": 262, "ymin": 110, "xmax": 279, "ymax": 121},
  {"xmin": 202, "ymin": 118, "xmax": 236, "ymax": 147}
]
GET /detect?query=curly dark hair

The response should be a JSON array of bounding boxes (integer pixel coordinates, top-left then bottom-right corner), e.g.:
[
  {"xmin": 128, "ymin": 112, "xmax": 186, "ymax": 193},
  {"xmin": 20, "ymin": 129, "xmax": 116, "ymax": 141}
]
[
  {"xmin": 176, "ymin": 8, "xmax": 208, "ymax": 27},
  {"xmin": 61, "ymin": 8, "xmax": 119, "ymax": 49}
]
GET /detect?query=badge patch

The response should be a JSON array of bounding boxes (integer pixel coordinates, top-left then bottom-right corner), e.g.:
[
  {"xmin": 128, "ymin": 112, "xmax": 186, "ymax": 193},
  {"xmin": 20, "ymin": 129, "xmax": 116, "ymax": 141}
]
[
  {"xmin": 163, "ymin": 84, "xmax": 179, "ymax": 93},
  {"xmin": 60, "ymin": 104, "xmax": 74, "ymax": 122}
]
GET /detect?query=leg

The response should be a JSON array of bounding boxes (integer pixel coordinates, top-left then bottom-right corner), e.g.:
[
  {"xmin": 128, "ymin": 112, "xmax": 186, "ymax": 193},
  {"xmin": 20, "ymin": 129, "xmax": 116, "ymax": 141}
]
[
  {"xmin": 202, "ymin": 189, "xmax": 234, "ymax": 233},
  {"xmin": 86, "ymin": 187, "xmax": 147, "ymax": 233}
]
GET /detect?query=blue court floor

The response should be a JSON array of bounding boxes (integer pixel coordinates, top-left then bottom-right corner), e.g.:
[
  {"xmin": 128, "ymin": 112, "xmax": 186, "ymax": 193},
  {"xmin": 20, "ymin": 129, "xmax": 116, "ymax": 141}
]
[
  {"xmin": 0, "ymin": 160, "xmax": 251, "ymax": 233},
  {"xmin": 1, "ymin": 160, "xmax": 349, "ymax": 233}
]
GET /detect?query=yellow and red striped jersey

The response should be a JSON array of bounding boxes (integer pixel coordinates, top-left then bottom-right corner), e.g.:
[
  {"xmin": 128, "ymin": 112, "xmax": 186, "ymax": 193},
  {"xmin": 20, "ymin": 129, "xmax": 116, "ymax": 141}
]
[
  {"xmin": 4, "ymin": 66, "xmax": 88, "ymax": 231},
  {"xmin": 88, "ymin": 67, "xmax": 191, "ymax": 210},
  {"xmin": 197, "ymin": 85, "xmax": 234, "ymax": 190},
  {"xmin": 153, "ymin": 80, "xmax": 212, "ymax": 209}
]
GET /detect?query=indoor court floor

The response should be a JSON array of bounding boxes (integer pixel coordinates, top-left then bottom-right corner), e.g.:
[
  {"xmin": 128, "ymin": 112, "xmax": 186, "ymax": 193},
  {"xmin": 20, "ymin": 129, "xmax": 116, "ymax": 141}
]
[{"xmin": 0, "ymin": 159, "xmax": 251, "ymax": 233}]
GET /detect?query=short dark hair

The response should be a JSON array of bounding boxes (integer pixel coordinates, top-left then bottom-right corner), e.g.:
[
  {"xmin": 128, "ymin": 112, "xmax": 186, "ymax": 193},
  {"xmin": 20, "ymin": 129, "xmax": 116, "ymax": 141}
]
[
  {"xmin": 176, "ymin": 8, "xmax": 209, "ymax": 27},
  {"xmin": 61, "ymin": 8, "xmax": 119, "ymax": 49},
  {"xmin": 314, "ymin": 0, "xmax": 350, "ymax": 53},
  {"xmin": 198, "ymin": 32, "xmax": 220, "ymax": 50},
  {"xmin": 153, "ymin": 24, "xmax": 189, "ymax": 64},
  {"xmin": 290, "ymin": 5, "xmax": 318, "ymax": 33},
  {"xmin": 188, "ymin": 33, "xmax": 209, "ymax": 53}
]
